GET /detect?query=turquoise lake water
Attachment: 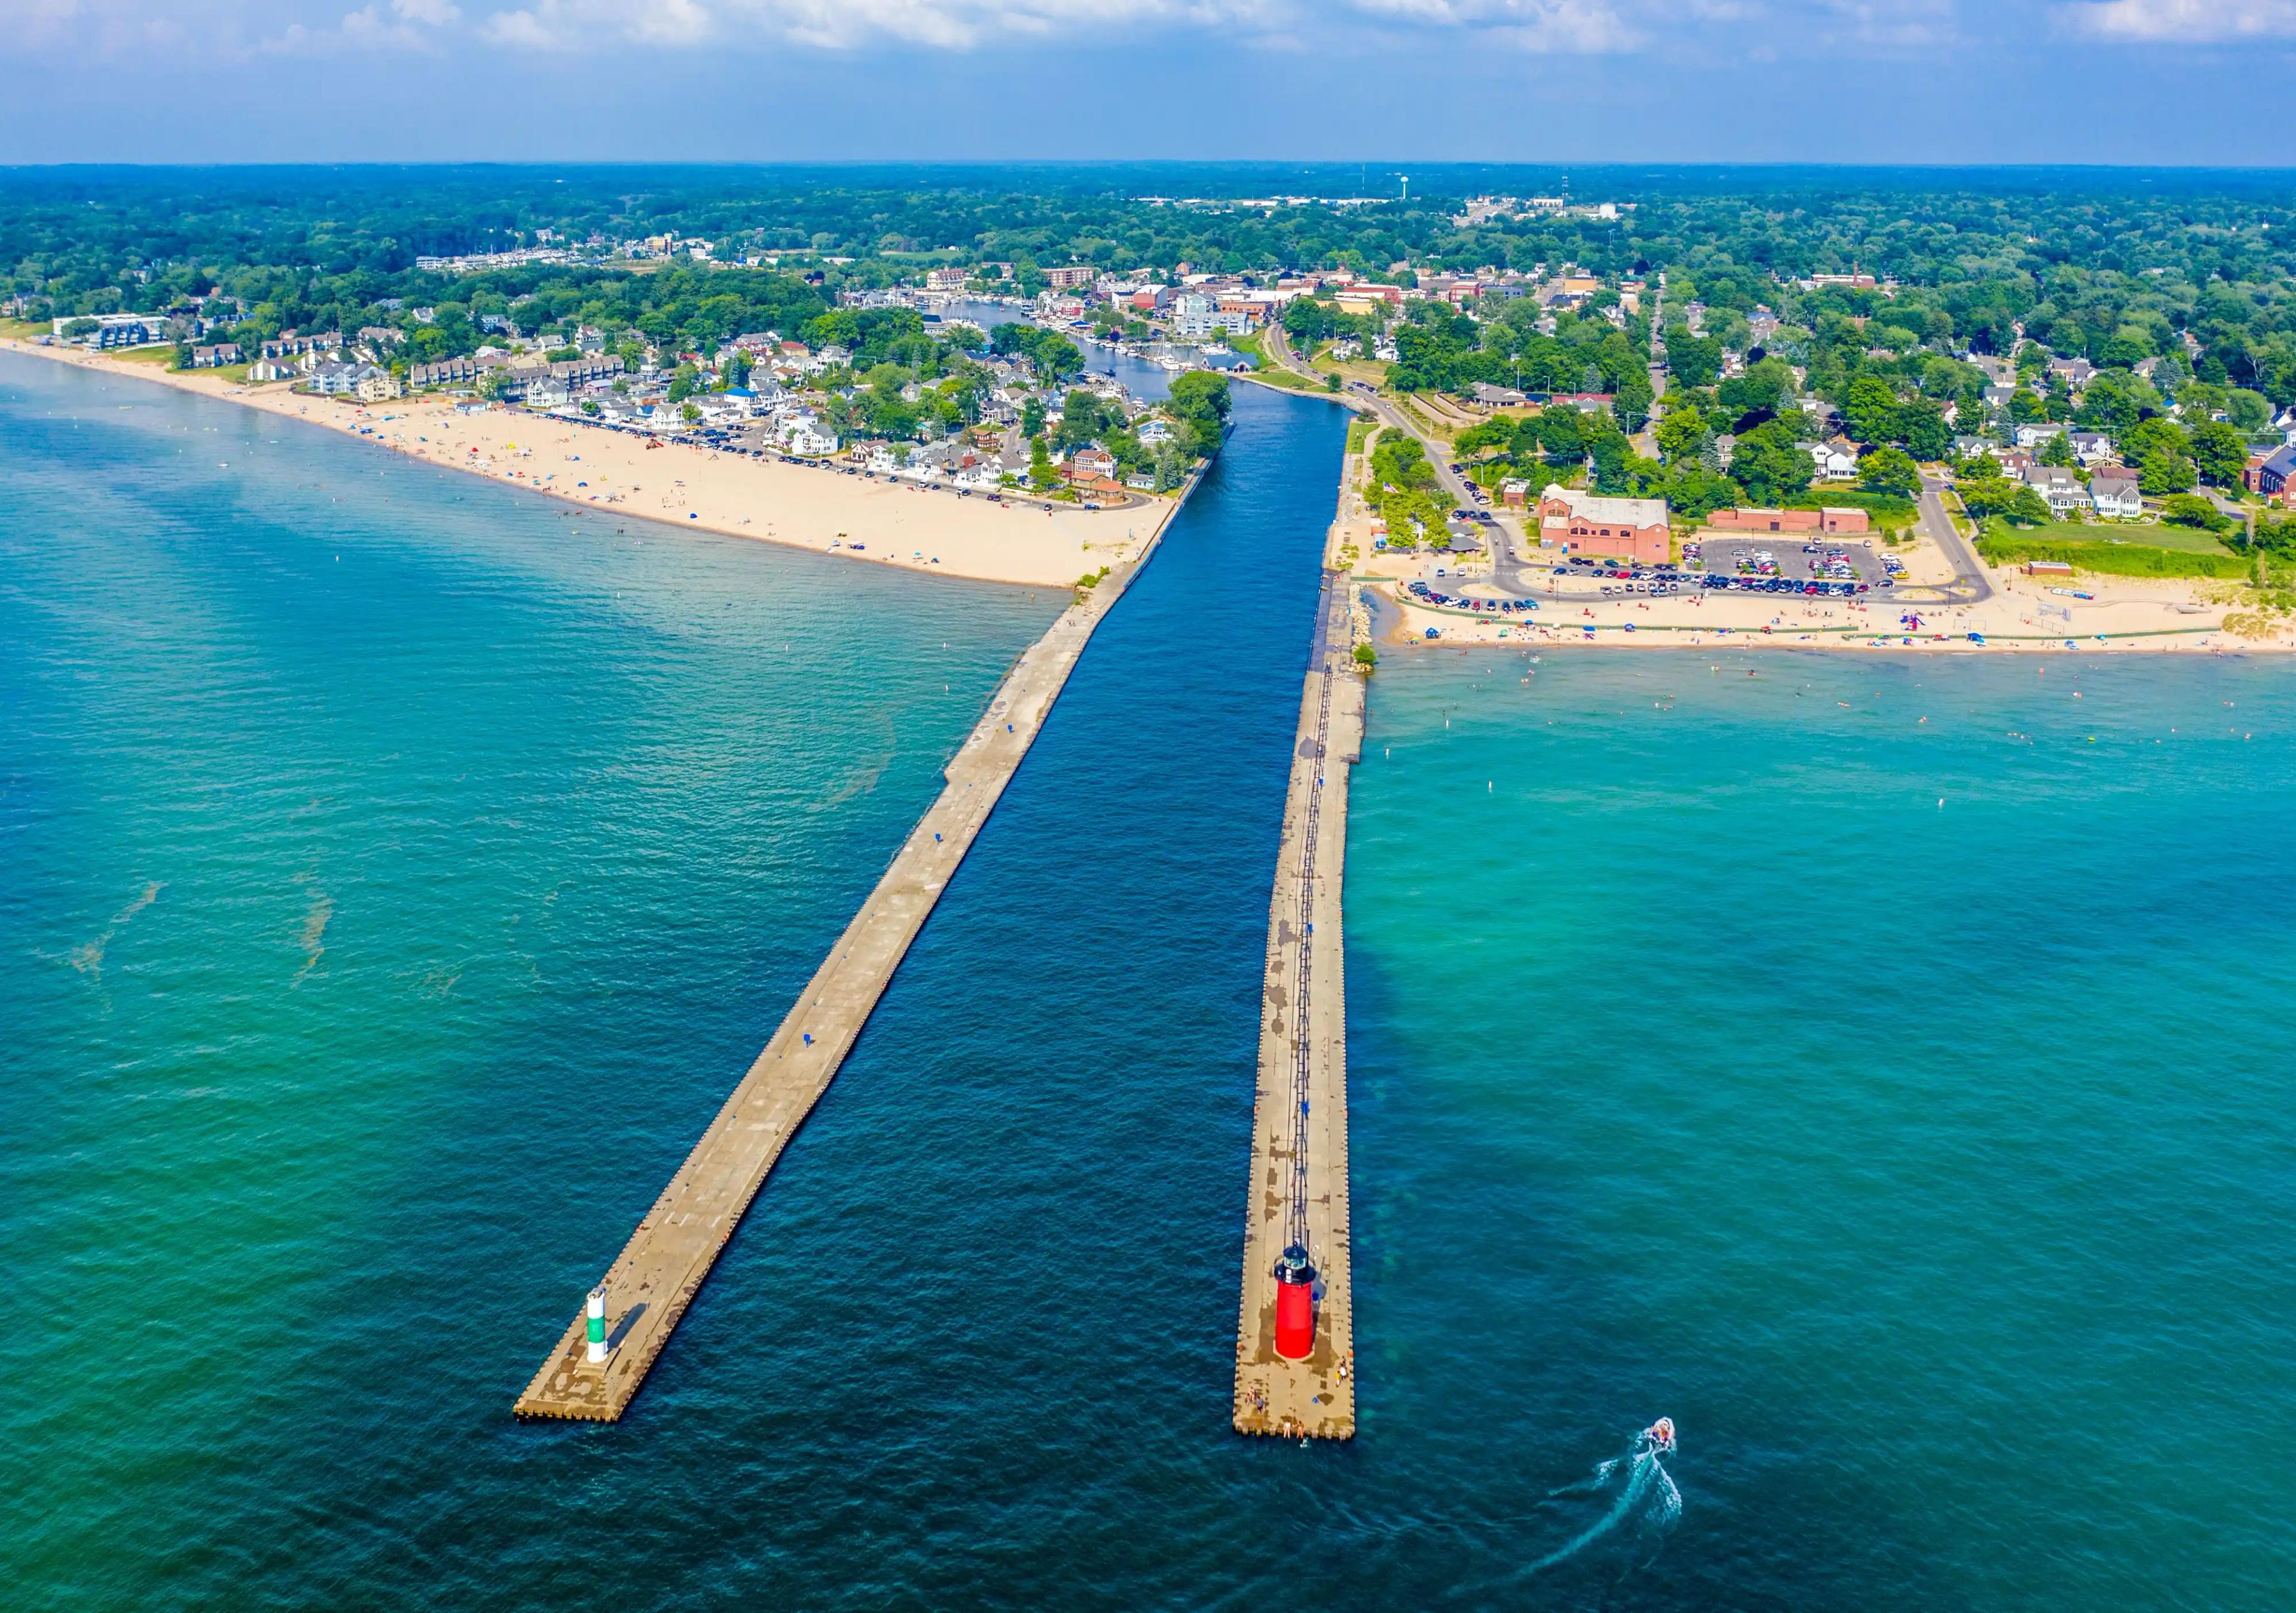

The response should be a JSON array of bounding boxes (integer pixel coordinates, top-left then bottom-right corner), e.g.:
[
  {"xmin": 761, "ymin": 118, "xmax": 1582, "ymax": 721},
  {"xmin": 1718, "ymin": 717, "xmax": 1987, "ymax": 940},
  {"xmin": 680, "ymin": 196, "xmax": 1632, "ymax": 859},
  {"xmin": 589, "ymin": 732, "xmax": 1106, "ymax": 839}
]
[{"xmin": 5, "ymin": 350, "xmax": 2292, "ymax": 1608}]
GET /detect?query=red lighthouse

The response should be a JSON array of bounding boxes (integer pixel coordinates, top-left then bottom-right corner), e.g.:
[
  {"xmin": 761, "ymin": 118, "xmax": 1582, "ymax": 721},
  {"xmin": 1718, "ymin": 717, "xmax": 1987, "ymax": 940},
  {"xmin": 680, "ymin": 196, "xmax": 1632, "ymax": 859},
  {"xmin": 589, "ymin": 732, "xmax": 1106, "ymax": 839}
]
[{"xmin": 1273, "ymin": 1243, "xmax": 1317, "ymax": 1360}]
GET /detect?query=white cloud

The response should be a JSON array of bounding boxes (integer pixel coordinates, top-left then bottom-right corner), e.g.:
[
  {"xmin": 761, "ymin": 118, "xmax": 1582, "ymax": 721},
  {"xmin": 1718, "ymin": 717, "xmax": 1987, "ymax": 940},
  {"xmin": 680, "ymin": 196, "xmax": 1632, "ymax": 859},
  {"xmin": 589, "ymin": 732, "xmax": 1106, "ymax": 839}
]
[
  {"xmin": 265, "ymin": 0, "xmax": 460, "ymax": 50},
  {"xmin": 477, "ymin": 0, "xmax": 1251, "ymax": 50},
  {"xmin": 1351, "ymin": 0, "xmax": 1639, "ymax": 50},
  {"xmin": 1813, "ymin": 0, "xmax": 1954, "ymax": 45},
  {"xmin": 466, "ymin": 0, "xmax": 1650, "ymax": 50},
  {"xmin": 0, "ymin": 0, "xmax": 1973, "ymax": 60},
  {"xmin": 2060, "ymin": 0, "xmax": 2296, "ymax": 38},
  {"xmin": 482, "ymin": 0, "xmax": 707, "ymax": 46}
]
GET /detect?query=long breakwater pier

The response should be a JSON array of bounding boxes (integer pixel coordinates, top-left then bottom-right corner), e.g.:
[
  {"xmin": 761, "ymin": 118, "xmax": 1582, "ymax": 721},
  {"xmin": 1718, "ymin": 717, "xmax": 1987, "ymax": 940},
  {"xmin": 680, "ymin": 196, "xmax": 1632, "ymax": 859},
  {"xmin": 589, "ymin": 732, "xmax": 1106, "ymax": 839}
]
[
  {"xmin": 515, "ymin": 538, "xmax": 1161, "ymax": 1422},
  {"xmin": 1233, "ymin": 569, "xmax": 1363, "ymax": 1440}
]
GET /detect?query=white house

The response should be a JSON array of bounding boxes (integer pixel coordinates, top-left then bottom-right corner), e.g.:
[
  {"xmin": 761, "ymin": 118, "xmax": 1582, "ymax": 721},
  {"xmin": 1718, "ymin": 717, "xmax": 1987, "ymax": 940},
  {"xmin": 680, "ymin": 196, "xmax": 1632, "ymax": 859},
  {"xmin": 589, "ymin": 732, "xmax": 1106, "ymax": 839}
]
[
  {"xmin": 781, "ymin": 420, "xmax": 839, "ymax": 457},
  {"xmin": 1810, "ymin": 440, "xmax": 1860, "ymax": 479},
  {"xmin": 2024, "ymin": 465, "xmax": 2087, "ymax": 516},
  {"xmin": 2089, "ymin": 476, "xmax": 2142, "ymax": 519},
  {"xmin": 2014, "ymin": 422, "xmax": 2066, "ymax": 449}
]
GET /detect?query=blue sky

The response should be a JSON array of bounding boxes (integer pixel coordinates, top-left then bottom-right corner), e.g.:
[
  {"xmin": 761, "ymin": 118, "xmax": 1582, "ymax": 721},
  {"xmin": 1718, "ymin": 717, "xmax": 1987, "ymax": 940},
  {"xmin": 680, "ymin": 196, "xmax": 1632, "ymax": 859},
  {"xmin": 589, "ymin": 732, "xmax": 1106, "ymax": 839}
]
[{"xmin": 2, "ymin": 0, "xmax": 2291, "ymax": 166}]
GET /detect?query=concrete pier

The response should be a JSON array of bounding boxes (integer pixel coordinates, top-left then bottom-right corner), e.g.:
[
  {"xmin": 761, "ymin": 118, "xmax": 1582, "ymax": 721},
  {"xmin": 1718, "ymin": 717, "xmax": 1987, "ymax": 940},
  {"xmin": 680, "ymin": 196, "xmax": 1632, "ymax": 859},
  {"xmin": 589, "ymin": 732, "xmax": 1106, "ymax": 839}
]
[
  {"xmin": 515, "ymin": 537, "xmax": 1163, "ymax": 1422},
  {"xmin": 1233, "ymin": 571, "xmax": 1363, "ymax": 1440}
]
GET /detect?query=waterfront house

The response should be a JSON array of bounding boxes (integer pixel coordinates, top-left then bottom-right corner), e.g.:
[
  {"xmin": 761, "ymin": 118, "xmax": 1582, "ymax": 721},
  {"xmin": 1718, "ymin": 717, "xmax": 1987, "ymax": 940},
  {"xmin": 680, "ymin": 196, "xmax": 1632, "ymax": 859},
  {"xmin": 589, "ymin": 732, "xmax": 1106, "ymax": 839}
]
[
  {"xmin": 190, "ymin": 342, "xmax": 242, "ymax": 367},
  {"xmin": 246, "ymin": 357, "xmax": 297, "ymax": 382},
  {"xmin": 2089, "ymin": 476, "xmax": 2142, "ymax": 519},
  {"xmin": 2023, "ymin": 465, "xmax": 2087, "ymax": 516},
  {"xmin": 408, "ymin": 356, "xmax": 478, "ymax": 389},
  {"xmin": 1064, "ymin": 446, "xmax": 1118, "ymax": 483}
]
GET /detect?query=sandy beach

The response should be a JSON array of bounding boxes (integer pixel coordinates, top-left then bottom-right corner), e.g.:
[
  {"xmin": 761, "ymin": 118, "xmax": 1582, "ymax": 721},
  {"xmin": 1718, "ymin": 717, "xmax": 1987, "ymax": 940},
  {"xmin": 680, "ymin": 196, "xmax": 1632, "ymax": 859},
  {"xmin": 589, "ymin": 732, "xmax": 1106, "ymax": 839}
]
[
  {"xmin": 0, "ymin": 337, "xmax": 1171, "ymax": 588},
  {"xmin": 1378, "ymin": 575, "xmax": 2286, "ymax": 654}
]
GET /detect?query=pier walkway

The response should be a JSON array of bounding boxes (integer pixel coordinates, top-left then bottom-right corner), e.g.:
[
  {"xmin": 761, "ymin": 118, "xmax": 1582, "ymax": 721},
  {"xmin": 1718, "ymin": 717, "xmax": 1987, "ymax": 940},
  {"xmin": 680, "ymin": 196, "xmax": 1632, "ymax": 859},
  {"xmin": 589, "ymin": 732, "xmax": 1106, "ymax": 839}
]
[
  {"xmin": 515, "ymin": 542, "xmax": 1160, "ymax": 1421},
  {"xmin": 1233, "ymin": 570, "xmax": 1363, "ymax": 1440}
]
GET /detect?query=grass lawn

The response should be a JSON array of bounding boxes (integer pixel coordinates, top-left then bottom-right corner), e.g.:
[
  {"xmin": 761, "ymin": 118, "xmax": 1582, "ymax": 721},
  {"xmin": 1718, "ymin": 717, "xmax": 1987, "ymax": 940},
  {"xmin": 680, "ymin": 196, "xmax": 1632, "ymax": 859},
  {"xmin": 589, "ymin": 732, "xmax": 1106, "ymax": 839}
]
[
  {"xmin": 1977, "ymin": 517, "xmax": 2250, "ymax": 578},
  {"xmin": 1993, "ymin": 518, "xmax": 2231, "ymax": 555},
  {"xmin": 105, "ymin": 346, "xmax": 176, "ymax": 367},
  {"xmin": 1, "ymin": 318, "xmax": 49, "ymax": 340}
]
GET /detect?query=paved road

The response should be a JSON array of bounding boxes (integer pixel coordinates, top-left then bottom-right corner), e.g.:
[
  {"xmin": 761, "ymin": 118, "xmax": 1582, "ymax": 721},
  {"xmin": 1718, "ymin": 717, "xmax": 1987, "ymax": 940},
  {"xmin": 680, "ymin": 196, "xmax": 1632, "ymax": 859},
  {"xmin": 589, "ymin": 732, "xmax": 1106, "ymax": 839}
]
[
  {"xmin": 1916, "ymin": 474, "xmax": 1996, "ymax": 603},
  {"xmin": 1266, "ymin": 322, "xmax": 1547, "ymax": 597}
]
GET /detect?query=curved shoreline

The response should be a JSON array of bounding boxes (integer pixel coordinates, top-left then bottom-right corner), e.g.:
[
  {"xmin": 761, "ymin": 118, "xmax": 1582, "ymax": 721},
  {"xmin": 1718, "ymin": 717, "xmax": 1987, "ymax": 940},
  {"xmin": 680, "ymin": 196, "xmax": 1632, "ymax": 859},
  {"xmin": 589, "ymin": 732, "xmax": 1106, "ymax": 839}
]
[{"xmin": 0, "ymin": 337, "xmax": 1176, "ymax": 589}]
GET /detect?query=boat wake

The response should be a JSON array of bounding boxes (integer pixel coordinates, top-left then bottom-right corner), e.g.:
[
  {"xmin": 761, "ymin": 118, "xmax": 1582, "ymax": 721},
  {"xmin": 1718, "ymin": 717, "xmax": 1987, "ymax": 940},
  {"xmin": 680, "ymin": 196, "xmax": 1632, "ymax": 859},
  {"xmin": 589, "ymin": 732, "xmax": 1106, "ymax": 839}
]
[{"xmin": 1523, "ymin": 1419, "xmax": 1682, "ymax": 1577}]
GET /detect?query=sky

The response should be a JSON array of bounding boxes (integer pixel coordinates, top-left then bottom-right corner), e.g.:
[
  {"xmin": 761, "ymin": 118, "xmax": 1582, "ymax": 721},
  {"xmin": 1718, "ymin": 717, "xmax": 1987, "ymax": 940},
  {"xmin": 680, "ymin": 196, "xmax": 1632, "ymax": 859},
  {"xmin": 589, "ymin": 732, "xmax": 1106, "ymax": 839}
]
[{"xmin": 0, "ymin": 0, "xmax": 2291, "ymax": 166}]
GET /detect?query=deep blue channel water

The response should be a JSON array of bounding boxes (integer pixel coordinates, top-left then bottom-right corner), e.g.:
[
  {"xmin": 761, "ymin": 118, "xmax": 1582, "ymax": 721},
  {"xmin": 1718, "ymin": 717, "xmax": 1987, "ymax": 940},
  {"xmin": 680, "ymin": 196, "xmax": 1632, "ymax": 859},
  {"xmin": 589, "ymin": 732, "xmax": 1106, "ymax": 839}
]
[{"xmin": 6, "ymin": 349, "xmax": 2292, "ymax": 1609}]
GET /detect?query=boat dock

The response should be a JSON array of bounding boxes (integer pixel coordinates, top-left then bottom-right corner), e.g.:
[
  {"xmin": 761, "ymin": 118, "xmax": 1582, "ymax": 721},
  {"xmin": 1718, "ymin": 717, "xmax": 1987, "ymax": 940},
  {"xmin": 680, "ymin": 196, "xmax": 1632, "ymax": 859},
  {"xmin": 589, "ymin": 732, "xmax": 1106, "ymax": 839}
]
[
  {"xmin": 1232, "ymin": 569, "xmax": 1363, "ymax": 1440},
  {"xmin": 515, "ymin": 540, "xmax": 1161, "ymax": 1422}
]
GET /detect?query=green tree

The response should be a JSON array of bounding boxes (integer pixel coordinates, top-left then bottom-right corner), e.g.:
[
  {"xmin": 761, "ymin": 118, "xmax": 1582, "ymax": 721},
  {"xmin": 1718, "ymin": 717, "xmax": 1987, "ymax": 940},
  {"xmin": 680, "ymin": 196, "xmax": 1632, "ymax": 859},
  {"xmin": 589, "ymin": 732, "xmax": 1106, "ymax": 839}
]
[
  {"xmin": 2160, "ymin": 492, "xmax": 2227, "ymax": 530},
  {"xmin": 1589, "ymin": 432, "xmax": 1631, "ymax": 494},
  {"xmin": 1532, "ymin": 407, "xmax": 1584, "ymax": 463},
  {"xmin": 2227, "ymin": 388, "xmax": 2272, "ymax": 432},
  {"xmin": 1654, "ymin": 403, "xmax": 1707, "ymax": 463},
  {"xmin": 1665, "ymin": 329, "xmax": 1721, "ymax": 387},
  {"xmin": 1282, "ymin": 298, "xmax": 1336, "ymax": 344},
  {"xmin": 1843, "ymin": 376, "xmax": 1899, "ymax": 444},
  {"xmin": 1730, "ymin": 420, "xmax": 1813, "ymax": 504},
  {"xmin": 2139, "ymin": 453, "xmax": 2196, "ymax": 496},
  {"xmin": 1859, "ymin": 446, "xmax": 1920, "ymax": 498},
  {"xmin": 1165, "ymin": 370, "xmax": 1232, "ymax": 458},
  {"xmin": 1663, "ymin": 462, "xmax": 1742, "ymax": 521},
  {"xmin": 1613, "ymin": 370, "xmax": 1654, "ymax": 434},
  {"xmin": 2187, "ymin": 419, "xmax": 2248, "ymax": 487},
  {"xmin": 1897, "ymin": 399, "xmax": 1952, "ymax": 460}
]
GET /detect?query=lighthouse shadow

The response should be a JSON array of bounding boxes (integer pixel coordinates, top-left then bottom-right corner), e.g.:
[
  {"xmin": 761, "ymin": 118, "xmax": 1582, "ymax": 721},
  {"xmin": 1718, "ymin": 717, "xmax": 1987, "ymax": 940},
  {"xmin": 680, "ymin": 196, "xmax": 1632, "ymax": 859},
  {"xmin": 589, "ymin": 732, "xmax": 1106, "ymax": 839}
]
[{"xmin": 606, "ymin": 1303, "xmax": 649, "ymax": 1352}]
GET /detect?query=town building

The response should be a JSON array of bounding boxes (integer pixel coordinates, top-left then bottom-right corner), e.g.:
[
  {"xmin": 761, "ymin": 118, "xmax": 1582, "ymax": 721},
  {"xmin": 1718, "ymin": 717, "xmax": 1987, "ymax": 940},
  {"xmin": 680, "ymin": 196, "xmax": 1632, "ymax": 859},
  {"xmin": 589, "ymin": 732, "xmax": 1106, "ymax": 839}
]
[
  {"xmin": 1538, "ymin": 485, "xmax": 1670, "ymax": 563},
  {"xmin": 2249, "ymin": 444, "xmax": 2296, "ymax": 498},
  {"xmin": 1706, "ymin": 507, "xmax": 1871, "ymax": 535}
]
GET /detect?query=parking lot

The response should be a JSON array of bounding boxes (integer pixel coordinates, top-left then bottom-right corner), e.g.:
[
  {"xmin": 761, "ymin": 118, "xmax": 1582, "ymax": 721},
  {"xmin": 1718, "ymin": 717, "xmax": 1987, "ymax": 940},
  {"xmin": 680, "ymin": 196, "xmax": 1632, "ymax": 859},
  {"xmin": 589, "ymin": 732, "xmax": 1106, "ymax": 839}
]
[
  {"xmin": 1686, "ymin": 536, "xmax": 1894, "ymax": 587},
  {"xmin": 1543, "ymin": 537, "xmax": 1907, "ymax": 600}
]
